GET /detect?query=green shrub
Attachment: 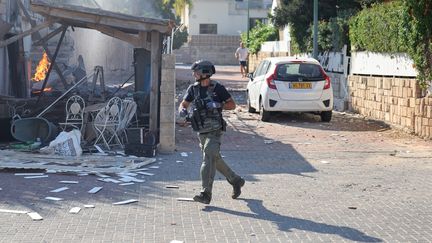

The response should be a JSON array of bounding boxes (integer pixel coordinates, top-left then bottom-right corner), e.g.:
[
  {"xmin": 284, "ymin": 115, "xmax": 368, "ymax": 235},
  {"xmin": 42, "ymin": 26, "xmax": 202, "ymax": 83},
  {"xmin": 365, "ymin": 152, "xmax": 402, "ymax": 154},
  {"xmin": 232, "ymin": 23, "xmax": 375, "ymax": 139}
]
[
  {"xmin": 240, "ymin": 22, "xmax": 278, "ymax": 54},
  {"xmin": 173, "ymin": 27, "xmax": 188, "ymax": 50}
]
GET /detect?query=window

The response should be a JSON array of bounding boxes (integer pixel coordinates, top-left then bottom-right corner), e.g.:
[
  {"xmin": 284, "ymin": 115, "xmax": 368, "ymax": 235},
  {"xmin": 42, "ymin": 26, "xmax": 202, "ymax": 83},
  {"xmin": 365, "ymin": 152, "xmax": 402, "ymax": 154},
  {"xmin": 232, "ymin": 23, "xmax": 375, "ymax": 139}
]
[
  {"xmin": 199, "ymin": 24, "xmax": 217, "ymax": 34},
  {"xmin": 276, "ymin": 63, "xmax": 324, "ymax": 81},
  {"xmin": 249, "ymin": 18, "xmax": 268, "ymax": 30}
]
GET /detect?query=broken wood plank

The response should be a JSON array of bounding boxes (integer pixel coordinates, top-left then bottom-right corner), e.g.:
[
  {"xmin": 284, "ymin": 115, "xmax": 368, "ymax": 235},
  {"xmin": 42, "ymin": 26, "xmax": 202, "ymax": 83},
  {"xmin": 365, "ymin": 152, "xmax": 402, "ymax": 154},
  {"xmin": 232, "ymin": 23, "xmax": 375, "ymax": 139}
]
[
  {"xmin": 88, "ymin": 187, "xmax": 103, "ymax": 194},
  {"xmin": 0, "ymin": 20, "xmax": 53, "ymax": 48},
  {"xmin": 113, "ymin": 199, "xmax": 138, "ymax": 205},
  {"xmin": 50, "ymin": 187, "xmax": 69, "ymax": 193},
  {"xmin": 27, "ymin": 212, "xmax": 43, "ymax": 221}
]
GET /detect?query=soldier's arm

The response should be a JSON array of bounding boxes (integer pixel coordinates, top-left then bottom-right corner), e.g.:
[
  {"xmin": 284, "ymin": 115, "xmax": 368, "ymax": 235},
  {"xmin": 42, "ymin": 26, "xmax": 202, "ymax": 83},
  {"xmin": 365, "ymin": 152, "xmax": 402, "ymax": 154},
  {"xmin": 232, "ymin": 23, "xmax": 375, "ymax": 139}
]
[
  {"xmin": 179, "ymin": 100, "xmax": 190, "ymax": 112},
  {"xmin": 223, "ymin": 98, "xmax": 236, "ymax": 110}
]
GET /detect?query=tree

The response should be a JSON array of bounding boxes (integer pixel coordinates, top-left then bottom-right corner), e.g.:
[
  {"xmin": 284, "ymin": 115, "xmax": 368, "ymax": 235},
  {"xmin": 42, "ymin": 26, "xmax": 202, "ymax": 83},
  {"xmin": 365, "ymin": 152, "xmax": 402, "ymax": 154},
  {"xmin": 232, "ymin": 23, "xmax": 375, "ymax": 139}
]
[
  {"xmin": 403, "ymin": 0, "xmax": 432, "ymax": 89},
  {"xmin": 161, "ymin": 0, "xmax": 192, "ymax": 18},
  {"xmin": 271, "ymin": 0, "xmax": 382, "ymax": 52}
]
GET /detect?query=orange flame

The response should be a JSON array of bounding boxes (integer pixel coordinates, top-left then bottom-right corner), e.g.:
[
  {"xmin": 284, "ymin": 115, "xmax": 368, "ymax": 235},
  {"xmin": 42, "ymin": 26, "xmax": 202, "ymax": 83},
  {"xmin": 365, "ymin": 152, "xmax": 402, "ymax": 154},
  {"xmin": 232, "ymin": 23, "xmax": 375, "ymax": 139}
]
[
  {"xmin": 32, "ymin": 52, "xmax": 51, "ymax": 82},
  {"xmin": 32, "ymin": 87, "xmax": 53, "ymax": 94}
]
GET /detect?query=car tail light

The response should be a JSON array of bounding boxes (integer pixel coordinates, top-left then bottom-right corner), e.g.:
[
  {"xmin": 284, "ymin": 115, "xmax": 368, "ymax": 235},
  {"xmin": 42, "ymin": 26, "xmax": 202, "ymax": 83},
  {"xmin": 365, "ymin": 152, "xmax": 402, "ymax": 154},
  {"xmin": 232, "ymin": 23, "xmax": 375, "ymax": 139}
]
[
  {"xmin": 320, "ymin": 67, "xmax": 331, "ymax": 90},
  {"xmin": 266, "ymin": 66, "xmax": 278, "ymax": 90}
]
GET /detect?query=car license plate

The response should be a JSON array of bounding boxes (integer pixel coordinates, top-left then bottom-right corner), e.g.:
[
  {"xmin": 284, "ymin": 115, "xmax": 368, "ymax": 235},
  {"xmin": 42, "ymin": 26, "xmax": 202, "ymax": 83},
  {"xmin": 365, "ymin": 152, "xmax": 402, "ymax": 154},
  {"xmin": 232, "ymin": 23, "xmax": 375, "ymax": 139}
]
[{"xmin": 290, "ymin": 82, "xmax": 312, "ymax": 89}]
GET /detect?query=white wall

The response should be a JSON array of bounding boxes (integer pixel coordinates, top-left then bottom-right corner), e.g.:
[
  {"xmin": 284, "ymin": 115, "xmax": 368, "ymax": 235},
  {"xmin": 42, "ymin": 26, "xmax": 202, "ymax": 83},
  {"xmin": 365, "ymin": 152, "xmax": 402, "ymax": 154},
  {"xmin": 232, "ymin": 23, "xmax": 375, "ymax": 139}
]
[
  {"xmin": 350, "ymin": 52, "xmax": 417, "ymax": 77},
  {"xmin": 187, "ymin": 0, "xmax": 269, "ymax": 36}
]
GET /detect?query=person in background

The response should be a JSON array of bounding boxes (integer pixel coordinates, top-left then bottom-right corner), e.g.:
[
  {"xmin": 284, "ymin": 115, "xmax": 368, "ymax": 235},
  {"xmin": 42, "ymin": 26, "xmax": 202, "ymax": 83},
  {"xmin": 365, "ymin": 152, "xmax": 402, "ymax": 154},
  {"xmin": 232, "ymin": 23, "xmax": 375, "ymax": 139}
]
[{"xmin": 235, "ymin": 42, "xmax": 249, "ymax": 78}]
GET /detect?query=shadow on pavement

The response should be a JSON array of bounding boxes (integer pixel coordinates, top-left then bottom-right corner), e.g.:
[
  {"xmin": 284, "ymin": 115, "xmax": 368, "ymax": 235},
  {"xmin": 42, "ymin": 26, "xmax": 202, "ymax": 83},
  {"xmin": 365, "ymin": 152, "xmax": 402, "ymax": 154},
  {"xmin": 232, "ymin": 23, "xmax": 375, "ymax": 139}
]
[{"xmin": 203, "ymin": 199, "xmax": 382, "ymax": 242}]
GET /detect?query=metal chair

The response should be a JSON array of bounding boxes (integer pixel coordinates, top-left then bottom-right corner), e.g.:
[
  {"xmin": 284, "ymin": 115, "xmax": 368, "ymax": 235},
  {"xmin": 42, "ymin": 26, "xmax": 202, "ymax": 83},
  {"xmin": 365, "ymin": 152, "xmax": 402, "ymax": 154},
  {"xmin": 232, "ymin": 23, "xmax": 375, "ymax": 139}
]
[
  {"xmin": 117, "ymin": 98, "xmax": 138, "ymax": 144},
  {"xmin": 59, "ymin": 95, "xmax": 86, "ymax": 133},
  {"xmin": 93, "ymin": 96, "xmax": 122, "ymax": 150}
]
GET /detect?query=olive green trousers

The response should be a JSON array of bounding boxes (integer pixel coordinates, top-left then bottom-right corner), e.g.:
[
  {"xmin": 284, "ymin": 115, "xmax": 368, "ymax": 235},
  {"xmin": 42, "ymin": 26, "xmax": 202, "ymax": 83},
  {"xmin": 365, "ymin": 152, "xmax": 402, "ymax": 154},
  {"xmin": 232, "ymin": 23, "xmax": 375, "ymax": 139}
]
[{"xmin": 198, "ymin": 129, "xmax": 238, "ymax": 194}]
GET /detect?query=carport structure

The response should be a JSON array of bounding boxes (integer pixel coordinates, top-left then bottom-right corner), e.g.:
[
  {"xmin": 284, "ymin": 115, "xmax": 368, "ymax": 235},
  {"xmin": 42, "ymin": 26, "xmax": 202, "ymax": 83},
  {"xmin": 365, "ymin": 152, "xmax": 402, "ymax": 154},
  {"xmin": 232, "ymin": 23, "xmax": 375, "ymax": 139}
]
[{"xmin": 1, "ymin": 0, "xmax": 176, "ymax": 151}]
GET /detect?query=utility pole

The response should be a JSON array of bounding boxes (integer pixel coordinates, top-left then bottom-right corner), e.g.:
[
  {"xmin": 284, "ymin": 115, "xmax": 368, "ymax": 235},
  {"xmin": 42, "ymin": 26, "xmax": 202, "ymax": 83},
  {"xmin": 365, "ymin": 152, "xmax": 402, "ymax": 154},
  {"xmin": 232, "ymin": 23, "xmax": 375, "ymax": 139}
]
[
  {"xmin": 247, "ymin": 0, "xmax": 250, "ymax": 44},
  {"xmin": 313, "ymin": 0, "xmax": 318, "ymax": 59}
]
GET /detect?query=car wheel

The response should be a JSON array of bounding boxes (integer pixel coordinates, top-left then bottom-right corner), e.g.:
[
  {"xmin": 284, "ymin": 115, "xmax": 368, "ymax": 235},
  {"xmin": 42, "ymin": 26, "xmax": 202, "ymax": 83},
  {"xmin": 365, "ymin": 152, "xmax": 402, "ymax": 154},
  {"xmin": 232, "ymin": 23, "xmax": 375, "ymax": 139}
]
[
  {"xmin": 247, "ymin": 91, "xmax": 256, "ymax": 113},
  {"xmin": 259, "ymin": 99, "xmax": 271, "ymax": 122},
  {"xmin": 320, "ymin": 110, "xmax": 332, "ymax": 122}
]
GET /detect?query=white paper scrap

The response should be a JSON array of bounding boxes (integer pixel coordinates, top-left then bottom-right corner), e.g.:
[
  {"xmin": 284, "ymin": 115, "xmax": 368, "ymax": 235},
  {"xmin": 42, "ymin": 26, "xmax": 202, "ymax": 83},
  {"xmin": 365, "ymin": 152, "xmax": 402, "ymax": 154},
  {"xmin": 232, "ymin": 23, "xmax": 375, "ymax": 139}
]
[
  {"xmin": 0, "ymin": 209, "xmax": 28, "ymax": 214},
  {"xmin": 149, "ymin": 166, "xmax": 159, "ymax": 169},
  {"xmin": 27, "ymin": 212, "xmax": 43, "ymax": 220},
  {"xmin": 137, "ymin": 172, "xmax": 154, "ymax": 176},
  {"xmin": 84, "ymin": 205, "xmax": 95, "ymax": 208},
  {"xmin": 117, "ymin": 172, "xmax": 138, "ymax": 177},
  {"xmin": 133, "ymin": 168, "xmax": 149, "ymax": 171},
  {"xmin": 113, "ymin": 199, "xmax": 138, "ymax": 205},
  {"xmin": 96, "ymin": 173, "xmax": 110, "ymax": 178},
  {"xmin": 69, "ymin": 207, "xmax": 81, "ymax": 214},
  {"xmin": 176, "ymin": 160, "xmax": 184, "ymax": 163},
  {"xmin": 320, "ymin": 160, "xmax": 330, "ymax": 164},
  {"xmin": 24, "ymin": 175, "xmax": 48, "ymax": 179},
  {"xmin": 50, "ymin": 187, "xmax": 69, "ymax": 193},
  {"xmin": 88, "ymin": 187, "xmax": 103, "ymax": 194},
  {"xmin": 180, "ymin": 152, "xmax": 188, "ymax": 157},
  {"xmin": 60, "ymin": 181, "xmax": 79, "ymax": 184},
  {"xmin": 45, "ymin": 197, "xmax": 63, "ymax": 201}
]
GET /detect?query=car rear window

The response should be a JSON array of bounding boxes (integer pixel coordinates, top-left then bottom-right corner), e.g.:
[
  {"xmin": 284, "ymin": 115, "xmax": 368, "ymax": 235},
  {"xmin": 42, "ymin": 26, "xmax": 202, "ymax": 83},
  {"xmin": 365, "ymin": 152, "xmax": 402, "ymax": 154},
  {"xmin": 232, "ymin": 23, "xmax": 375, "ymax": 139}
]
[{"xmin": 275, "ymin": 63, "xmax": 325, "ymax": 81}]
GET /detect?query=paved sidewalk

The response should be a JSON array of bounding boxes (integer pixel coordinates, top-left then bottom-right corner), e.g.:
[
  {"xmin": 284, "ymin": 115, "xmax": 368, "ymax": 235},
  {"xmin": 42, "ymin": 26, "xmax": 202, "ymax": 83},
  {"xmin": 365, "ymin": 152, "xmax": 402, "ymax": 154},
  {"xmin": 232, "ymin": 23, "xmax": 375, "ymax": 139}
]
[{"xmin": 1, "ymin": 109, "xmax": 432, "ymax": 242}]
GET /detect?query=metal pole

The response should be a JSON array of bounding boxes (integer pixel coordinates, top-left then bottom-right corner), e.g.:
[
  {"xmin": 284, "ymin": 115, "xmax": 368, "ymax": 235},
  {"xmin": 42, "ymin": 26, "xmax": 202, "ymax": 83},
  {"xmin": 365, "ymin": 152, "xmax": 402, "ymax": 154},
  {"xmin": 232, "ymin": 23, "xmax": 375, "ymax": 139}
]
[
  {"xmin": 313, "ymin": 0, "xmax": 318, "ymax": 59},
  {"xmin": 246, "ymin": 0, "xmax": 250, "ymax": 73}
]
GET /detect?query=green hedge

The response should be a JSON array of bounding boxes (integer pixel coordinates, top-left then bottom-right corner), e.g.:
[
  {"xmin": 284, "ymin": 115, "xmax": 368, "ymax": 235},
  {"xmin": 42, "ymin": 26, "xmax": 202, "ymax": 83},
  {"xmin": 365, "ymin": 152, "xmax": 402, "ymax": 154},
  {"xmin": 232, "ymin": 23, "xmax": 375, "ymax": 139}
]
[
  {"xmin": 349, "ymin": 1, "xmax": 409, "ymax": 53},
  {"xmin": 241, "ymin": 21, "xmax": 278, "ymax": 54}
]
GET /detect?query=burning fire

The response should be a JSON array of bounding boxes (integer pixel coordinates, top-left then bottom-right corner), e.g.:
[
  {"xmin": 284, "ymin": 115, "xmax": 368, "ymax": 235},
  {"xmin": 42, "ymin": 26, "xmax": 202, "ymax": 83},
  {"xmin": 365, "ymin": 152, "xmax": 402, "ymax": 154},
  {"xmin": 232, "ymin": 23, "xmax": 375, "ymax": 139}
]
[{"xmin": 32, "ymin": 52, "xmax": 51, "ymax": 82}]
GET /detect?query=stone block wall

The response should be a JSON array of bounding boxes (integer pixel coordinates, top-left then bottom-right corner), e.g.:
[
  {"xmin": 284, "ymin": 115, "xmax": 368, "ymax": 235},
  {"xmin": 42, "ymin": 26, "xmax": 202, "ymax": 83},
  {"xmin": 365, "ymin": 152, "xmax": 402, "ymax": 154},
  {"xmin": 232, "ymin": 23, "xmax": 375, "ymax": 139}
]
[
  {"xmin": 174, "ymin": 35, "xmax": 240, "ymax": 65},
  {"xmin": 159, "ymin": 54, "xmax": 176, "ymax": 152},
  {"xmin": 348, "ymin": 75, "xmax": 432, "ymax": 139},
  {"xmin": 248, "ymin": 51, "xmax": 290, "ymax": 72}
]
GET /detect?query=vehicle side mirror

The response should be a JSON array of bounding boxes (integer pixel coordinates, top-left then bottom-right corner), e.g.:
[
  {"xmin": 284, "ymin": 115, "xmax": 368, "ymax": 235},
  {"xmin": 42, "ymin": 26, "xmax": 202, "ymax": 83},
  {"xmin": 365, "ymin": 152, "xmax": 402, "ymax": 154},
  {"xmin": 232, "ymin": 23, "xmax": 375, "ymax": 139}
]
[{"xmin": 247, "ymin": 73, "xmax": 253, "ymax": 80}]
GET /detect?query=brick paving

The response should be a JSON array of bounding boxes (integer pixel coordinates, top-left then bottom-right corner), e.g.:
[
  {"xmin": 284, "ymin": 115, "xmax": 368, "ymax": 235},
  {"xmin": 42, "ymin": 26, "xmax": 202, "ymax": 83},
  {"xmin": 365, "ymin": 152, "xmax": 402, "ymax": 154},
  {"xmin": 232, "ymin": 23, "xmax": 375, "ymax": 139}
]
[{"xmin": 1, "ymin": 67, "xmax": 432, "ymax": 242}]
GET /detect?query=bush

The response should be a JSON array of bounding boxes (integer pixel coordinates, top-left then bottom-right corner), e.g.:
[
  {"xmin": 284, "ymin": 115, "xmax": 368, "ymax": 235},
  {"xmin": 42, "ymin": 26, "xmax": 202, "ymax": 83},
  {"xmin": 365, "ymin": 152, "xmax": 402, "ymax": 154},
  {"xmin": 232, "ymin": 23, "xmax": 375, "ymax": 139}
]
[
  {"xmin": 349, "ymin": 1, "xmax": 409, "ymax": 53},
  {"xmin": 173, "ymin": 26, "xmax": 188, "ymax": 50},
  {"xmin": 241, "ymin": 22, "xmax": 278, "ymax": 54}
]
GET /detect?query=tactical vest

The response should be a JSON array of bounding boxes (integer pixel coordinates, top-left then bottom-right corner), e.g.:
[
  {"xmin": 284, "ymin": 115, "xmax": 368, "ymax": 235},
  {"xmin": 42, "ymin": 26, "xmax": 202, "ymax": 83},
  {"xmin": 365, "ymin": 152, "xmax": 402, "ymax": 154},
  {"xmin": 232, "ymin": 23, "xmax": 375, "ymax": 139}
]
[{"xmin": 191, "ymin": 80, "xmax": 224, "ymax": 133}]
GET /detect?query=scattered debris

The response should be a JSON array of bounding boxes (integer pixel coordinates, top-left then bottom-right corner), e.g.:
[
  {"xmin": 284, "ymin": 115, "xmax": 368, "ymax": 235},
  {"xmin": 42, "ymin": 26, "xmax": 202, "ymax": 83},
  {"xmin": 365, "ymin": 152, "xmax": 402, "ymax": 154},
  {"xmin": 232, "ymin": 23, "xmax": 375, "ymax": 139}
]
[
  {"xmin": 45, "ymin": 196, "xmax": 63, "ymax": 201},
  {"xmin": 176, "ymin": 197, "xmax": 194, "ymax": 202},
  {"xmin": 113, "ymin": 199, "xmax": 138, "ymax": 205},
  {"xmin": 15, "ymin": 173, "xmax": 45, "ymax": 176},
  {"xmin": 27, "ymin": 212, "xmax": 43, "ymax": 221},
  {"xmin": 119, "ymin": 182, "xmax": 135, "ymax": 186},
  {"xmin": 88, "ymin": 187, "xmax": 103, "ymax": 194},
  {"xmin": 137, "ymin": 172, "xmax": 154, "ymax": 176},
  {"xmin": 98, "ymin": 178, "xmax": 121, "ymax": 183},
  {"xmin": 0, "ymin": 209, "xmax": 28, "ymax": 214},
  {"xmin": 170, "ymin": 240, "xmax": 184, "ymax": 243},
  {"xmin": 60, "ymin": 181, "xmax": 79, "ymax": 184},
  {"xmin": 180, "ymin": 152, "xmax": 188, "ymax": 157},
  {"xmin": 264, "ymin": 140, "xmax": 274, "ymax": 144},
  {"xmin": 50, "ymin": 187, "xmax": 69, "ymax": 193},
  {"xmin": 176, "ymin": 160, "xmax": 184, "ymax": 163},
  {"xmin": 320, "ymin": 160, "xmax": 330, "ymax": 164},
  {"xmin": 84, "ymin": 205, "xmax": 95, "ymax": 208},
  {"xmin": 69, "ymin": 207, "xmax": 81, "ymax": 214},
  {"xmin": 24, "ymin": 175, "xmax": 48, "ymax": 179},
  {"xmin": 149, "ymin": 166, "xmax": 159, "ymax": 169},
  {"xmin": 166, "ymin": 185, "xmax": 179, "ymax": 189},
  {"xmin": 348, "ymin": 206, "xmax": 357, "ymax": 210}
]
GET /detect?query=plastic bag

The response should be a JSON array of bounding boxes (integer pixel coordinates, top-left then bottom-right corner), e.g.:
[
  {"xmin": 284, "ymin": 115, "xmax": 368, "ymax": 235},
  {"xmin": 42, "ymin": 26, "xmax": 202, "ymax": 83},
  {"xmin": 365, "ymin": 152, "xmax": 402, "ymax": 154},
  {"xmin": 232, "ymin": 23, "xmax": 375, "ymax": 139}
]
[{"xmin": 41, "ymin": 129, "xmax": 82, "ymax": 156}]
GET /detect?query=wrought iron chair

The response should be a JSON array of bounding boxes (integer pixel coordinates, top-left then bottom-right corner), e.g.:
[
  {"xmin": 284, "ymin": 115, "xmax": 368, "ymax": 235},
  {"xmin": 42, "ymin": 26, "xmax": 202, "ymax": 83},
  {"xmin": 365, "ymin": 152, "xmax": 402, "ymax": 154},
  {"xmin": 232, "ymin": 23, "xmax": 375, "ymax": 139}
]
[
  {"xmin": 117, "ymin": 98, "xmax": 138, "ymax": 144},
  {"xmin": 93, "ymin": 96, "xmax": 123, "ymax": 150},
  {"xmin": 59, "ymin": 95, "xmax": 86, "ymax": 133}
]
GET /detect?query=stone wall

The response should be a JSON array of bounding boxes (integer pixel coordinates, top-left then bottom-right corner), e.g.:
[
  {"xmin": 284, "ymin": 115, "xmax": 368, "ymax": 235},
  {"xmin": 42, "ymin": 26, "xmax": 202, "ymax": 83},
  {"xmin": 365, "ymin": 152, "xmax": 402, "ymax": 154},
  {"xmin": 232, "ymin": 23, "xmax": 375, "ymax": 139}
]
[
  {"xmin": 248, "ymin": 51, "xmax": 290, "ymax": 72},
  {"xmin": 348, "ymin": 75, "xmax": 432, "ymax": 139},
  {"xmin": 159, "ymin": 54, "xmax": 176, "ymax": 152},
  {"xmin": 174, "ymin": 35, "xmax": 240, "ymax": 65}
]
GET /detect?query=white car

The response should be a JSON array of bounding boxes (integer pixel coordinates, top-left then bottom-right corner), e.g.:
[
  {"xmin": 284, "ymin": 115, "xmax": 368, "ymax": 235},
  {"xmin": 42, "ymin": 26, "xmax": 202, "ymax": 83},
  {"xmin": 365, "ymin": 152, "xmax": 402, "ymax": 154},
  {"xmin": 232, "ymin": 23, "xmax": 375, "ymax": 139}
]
[{"xmin": 246, "ymin": 57, "xmax": 333, "ymax": 122}]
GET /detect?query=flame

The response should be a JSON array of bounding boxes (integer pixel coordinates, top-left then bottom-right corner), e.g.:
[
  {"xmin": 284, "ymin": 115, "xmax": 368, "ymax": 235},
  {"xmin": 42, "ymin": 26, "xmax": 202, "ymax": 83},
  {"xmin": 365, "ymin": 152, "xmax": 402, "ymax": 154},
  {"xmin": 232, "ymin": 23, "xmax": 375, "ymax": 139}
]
[
  {"xmin": 32, "ymin": 52, "xmax": 51, "ymax": 82},
  {"xmin": 32, "ymin": 87, "xmax": 53, "ymax": 94}
]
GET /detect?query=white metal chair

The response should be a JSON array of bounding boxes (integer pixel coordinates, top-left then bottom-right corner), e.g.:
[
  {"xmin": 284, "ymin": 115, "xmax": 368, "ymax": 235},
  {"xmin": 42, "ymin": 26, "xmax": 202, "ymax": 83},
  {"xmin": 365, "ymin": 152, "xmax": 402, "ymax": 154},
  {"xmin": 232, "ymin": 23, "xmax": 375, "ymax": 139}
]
[
  {"xmin": 117, "ymin": 98, "xmax": 138, "ymax": 144},
  {"xmin": 93, "ymin": 97, "xmax": 122, "ymax": 150},
  {"xmin": 59, "ymin": 95, "xmax": 85, "ymax": 133}
]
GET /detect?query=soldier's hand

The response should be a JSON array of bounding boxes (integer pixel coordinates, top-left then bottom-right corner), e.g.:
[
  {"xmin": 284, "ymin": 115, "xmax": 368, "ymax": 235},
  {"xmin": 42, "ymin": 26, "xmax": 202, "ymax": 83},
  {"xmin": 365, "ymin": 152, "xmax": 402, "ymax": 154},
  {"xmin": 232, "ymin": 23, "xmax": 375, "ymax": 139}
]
[{"xmin": 179, "ymin": 108, "xmax": 188, "ymax": 118}]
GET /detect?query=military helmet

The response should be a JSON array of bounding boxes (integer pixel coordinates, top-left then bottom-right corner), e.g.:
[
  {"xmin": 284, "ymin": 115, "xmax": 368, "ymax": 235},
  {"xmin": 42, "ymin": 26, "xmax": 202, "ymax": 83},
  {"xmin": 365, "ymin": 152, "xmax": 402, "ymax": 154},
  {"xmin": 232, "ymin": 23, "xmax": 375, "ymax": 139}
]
[{"xmin": 191, "ymin": 60, "xmax": 216, "ymax": 77}]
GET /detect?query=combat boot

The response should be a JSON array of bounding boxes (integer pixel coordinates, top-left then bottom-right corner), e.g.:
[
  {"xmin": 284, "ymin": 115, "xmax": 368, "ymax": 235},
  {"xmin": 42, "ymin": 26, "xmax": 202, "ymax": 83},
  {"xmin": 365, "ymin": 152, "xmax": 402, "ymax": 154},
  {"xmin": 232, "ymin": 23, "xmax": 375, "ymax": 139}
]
[
  {"xmin": 193, "ymin": 191, "xmax": 211, "ymax": 204},
  {"xmin": 230, "ymin": 177, "xmax": 245, "ymax": 199}
]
